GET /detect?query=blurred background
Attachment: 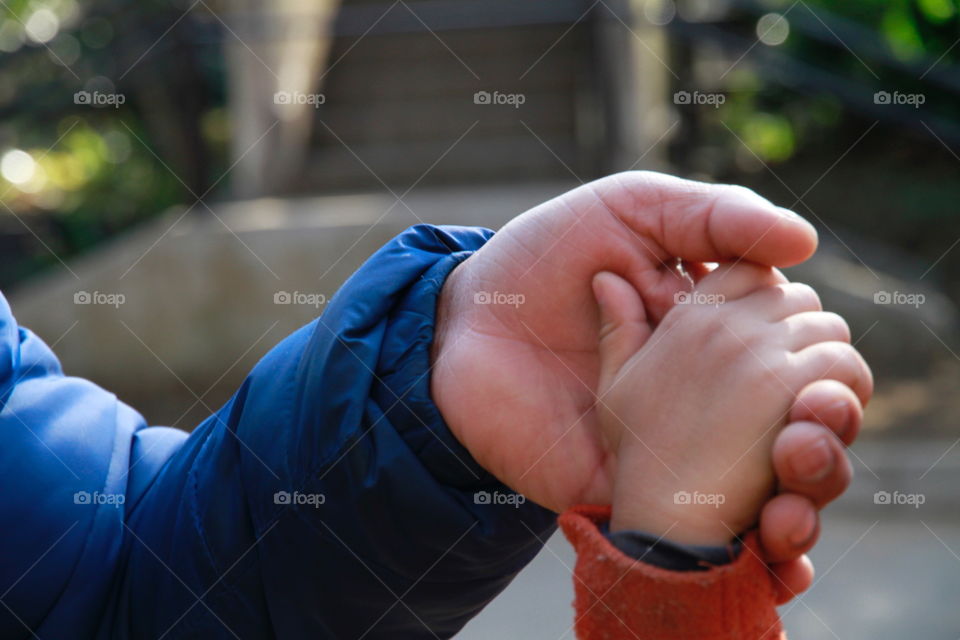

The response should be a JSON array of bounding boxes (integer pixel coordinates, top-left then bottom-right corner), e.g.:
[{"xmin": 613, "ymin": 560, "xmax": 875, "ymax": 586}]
[{"xmin": 1, "ymin": 0, "xmax": 959, "ymax": 637}]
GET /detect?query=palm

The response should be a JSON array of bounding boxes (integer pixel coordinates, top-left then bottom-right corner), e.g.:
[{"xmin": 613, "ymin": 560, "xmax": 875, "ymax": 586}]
[
  {"xmin": 431, "ymin": 173, "xmax": 816, "ymax": 512},
  {"xmin": 433, "ymin": 205, "xmax": 671, "ymax": 511}
]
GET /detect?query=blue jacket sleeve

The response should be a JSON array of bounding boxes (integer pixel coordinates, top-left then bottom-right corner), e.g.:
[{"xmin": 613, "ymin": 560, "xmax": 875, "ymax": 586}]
[{"xmin": 0, "ymin": 224, "xmax": 556, "ymax": 639}]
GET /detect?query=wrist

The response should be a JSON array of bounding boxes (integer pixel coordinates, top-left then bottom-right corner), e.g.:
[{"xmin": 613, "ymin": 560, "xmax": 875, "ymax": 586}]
[
  {"xmin": 610, "ymin": 502, "xmax": 736, "ymax": 546},
  {"xmin": 381, "ymin": 249, "xmax": 494, "ymax": 489},
  {"xmin": 430, "ymin": 260, "xmax": 465, "ymax": 426},
  {"xmin": 429, "ymin": 258, "xmax": 490, "ymax": 474},
  {"xmin": 610, "ymin": 469, "xmax": 737, "ymax": 545}
]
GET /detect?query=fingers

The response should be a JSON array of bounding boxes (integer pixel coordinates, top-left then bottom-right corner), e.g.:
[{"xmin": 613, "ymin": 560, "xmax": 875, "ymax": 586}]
[
  {"xmin": 770, "ymin": 556, "xmax": 815, "ymax": 605},
  {"xmin": 773, "ymin": 421, "xmax": 853, "ymax": 507},
  {"xmin": 693, "ymin": 262, "xmax": 786, "ymax": 300},
  {"xmin": 599, "ymin": 171, "xmax": 818, "ymax": 267},
  {"xmin": 762, "ymin": 383, "xmax": 860, "ymax": 581},
  {"xmin": 791, "ymin": 379, "xmax": 862, "ymax": 445},
  {"xmin": 760, "ymin": 494, "xmax": 818, "ymax": 603},
  {"xmin": 736, "ymin": 283, "xmax": 823, "ymax": 321},
  {"xmin": 783, "ymin": 311, "xmax": 851, "ymax": 351},
  {"xmin": 790, "ymin": 341, "xmax": 874, "ymax": 406},
  {"xmin": 593, "ymin": 271, "xmax": 652, "ymax": 380},
  {"xmin": 759, "ymin": 493, "xmax": 820, "ymax": 563}
]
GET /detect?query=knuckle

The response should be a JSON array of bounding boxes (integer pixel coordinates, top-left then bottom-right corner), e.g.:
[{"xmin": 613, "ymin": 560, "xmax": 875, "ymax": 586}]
[
  {"xmin": 703, "ymin": 318, "xmax": 744, "ymax": 358},
  {"xmin": 801, "ymin": 311, "xmax": 850, "ymax": 343},
  {"xmin": 824, "ymin": 312, "xmax": 852, "ymax": 342},
  {"xmin": 722, "ymin": 183, "xmax": 762, "ymax": 202},
  {"xmin": 786, "ymin": 282, "xmax": 822, "ymax": 311},
  {"xmin": 713, "ymin": 325, "xmax": 783, "ymax": 377},
  {"xmin": 816, "ymin": 342, "xmax": 872, "ymax": 390},
  {"xmin": 822, "ymin": 340, "xmax": 856, "ymax": 363}
]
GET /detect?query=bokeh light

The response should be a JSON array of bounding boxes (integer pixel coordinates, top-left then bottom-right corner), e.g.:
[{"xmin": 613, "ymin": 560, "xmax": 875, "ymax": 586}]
[
  {"xmin": 757, "ymin": 13, "xmax": 790, "ymax": 46},
  {"xmin": 24, "ymin": 8, "xmax": 60, "ymax": 44},
  {"xmin": 1, "ymin": 149, "xmax": 37, "ymax": 185}
]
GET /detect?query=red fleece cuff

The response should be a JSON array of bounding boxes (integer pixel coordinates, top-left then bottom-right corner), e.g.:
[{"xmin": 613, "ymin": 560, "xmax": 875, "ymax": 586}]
[{"xmin": 559, "ymin": 505, "xmax": 785, "ymax": 640}]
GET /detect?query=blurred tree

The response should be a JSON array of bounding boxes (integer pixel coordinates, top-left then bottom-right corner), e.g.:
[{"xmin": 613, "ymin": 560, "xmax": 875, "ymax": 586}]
[
  {"xmin": 669, "ymin": 0, "xmax": 960, "ymax": 299},
  {"xmin": 0, "ymin": 0, "xmax": 227, "ymax": 287}
]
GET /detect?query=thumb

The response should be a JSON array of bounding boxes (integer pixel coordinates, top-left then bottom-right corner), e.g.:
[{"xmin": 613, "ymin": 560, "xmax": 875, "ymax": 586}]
[{"xmin": 592, "ymin": 271, "xmax": 652, "ymax": 381}]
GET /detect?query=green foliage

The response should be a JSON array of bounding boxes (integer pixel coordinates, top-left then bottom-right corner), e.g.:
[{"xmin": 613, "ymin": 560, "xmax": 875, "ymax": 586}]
[
  {"xmin": 707, "ymin": 1, "xmax": 960, "ymax": 166},
  {"xmin": 0, "ymin": 0, "xmax": 224, "ymax": 286}
]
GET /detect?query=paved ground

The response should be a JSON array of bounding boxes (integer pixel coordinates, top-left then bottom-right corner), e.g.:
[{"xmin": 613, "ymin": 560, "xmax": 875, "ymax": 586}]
[{"xmin": 456, "ymin": 438, "xmax": 960, "ymax": 639}]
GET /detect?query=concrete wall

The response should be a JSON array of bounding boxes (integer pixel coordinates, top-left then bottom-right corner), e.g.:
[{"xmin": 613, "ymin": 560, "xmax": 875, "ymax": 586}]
[
  {"xmin": 7, "ymin": 182, "xmax": 571, "ymax": 428},
  {"xmin": 8, "ymin": 180, "xmax": 957, "ymax": 431}
]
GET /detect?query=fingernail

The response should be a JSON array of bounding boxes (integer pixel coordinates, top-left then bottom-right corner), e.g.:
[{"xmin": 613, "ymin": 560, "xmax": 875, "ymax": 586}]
[
  {"xmin": 778, "ymin": 207, "xmax": 816, "ymax": 234},
  {"xmin": 777, "ymin": 206, "xmax": 804, "ymax": 220},
  {"xmin": 790, "ymin": 437, "xmax": 834, "ymax": 482},
  {"xmin": 827, "ymin": 400, "xmax": 852, "ymax": 440},
  {"xmin": 789, "ymin": 509, "xmax": 817, "ymax": 547}
]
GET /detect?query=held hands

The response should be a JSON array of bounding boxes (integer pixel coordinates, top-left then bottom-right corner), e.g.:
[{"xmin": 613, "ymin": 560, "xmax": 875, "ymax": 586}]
[
  {"xmin": 432, "ymin": 172, "xmax": 821, "ymax": 512},
  {"xmin": 594, "ymin": 263, "xmax": 872, "ymax": 545},
  {"xmin": 431, "ymin": 172, "xmax": 871, "ymax": 600}
]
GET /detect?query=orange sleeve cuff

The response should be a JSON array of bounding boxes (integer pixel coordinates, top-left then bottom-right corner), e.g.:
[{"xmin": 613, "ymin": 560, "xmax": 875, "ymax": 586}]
[{"xmin": 558, "ymin": 505, "xmax": 785, "ymax": 640}]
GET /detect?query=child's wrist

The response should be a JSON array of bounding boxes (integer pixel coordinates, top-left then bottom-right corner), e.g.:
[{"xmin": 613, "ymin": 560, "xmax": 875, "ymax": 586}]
[{"xmin": 610, "ymin": 486, "xmax": 737, "ymax": 546}]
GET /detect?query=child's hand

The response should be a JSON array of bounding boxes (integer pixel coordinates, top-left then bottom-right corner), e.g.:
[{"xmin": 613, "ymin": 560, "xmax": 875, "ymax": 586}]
[{"xmin": 594, "ymin": 262, "xmax": 872, "ymax": 545}]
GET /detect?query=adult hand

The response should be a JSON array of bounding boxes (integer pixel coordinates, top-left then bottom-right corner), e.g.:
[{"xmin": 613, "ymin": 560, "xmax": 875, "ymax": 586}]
[
  {"xmin": 431, "ymin": 171, "xmax": 819, "ymax": 512},
  {"xmin": 762, "ymin": 378, "xmax": 866, "ymax": 603},
  {"xmin": 432, "ymin": 172, "xmax": 871, "ymax": 605}
]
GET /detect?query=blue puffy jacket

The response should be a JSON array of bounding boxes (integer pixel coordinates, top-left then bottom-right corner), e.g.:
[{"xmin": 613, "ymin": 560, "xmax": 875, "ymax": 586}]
[{"xmin": 0, "ymin": 225, "xmax": 556, "ymax": 639}]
